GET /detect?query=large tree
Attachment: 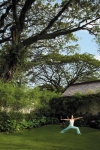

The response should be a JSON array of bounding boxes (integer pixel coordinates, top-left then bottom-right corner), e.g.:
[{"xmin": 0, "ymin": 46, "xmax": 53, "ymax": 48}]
[
  {"xmin": 0, "ymin": 0, "xmax": 100, "ymax": 81},
  {"xmin": 28, "ymin": 52, "xmax": 100, "ymax": 92}
]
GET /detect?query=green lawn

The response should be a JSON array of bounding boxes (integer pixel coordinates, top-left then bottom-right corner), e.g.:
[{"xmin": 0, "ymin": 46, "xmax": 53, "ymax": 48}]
[{"xmin": 0, "ymin": 125, "xmax": 100, "ymax": 150}]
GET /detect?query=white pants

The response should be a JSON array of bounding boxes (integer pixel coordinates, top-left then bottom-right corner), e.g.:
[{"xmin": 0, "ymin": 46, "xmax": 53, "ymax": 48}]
[{"xmin": 60, "ymin": 125, "xmax": 81, "ymax": 134}]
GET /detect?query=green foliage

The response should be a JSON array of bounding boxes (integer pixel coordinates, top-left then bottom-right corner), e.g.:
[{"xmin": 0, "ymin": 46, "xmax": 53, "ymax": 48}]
[
  {"xmin": 0, "ymin": 85, "xmax": 61, "ymax": 132},
  {"xmin": 0, "ymin": 81, "xmax": 30, "ymax": 110},
  {"xmin": 30, "ymin": 52, "xmax": 100, "ymax": 91},
  {"xmin": 46, "ymin": 117, "xmax": 59, "ymax": 124},
  {"xmin": 27, "ymin": 87, "xmax": 61, "ymax": 109},
  {"xmin": 0, "ymin": 111, "xmax": 59, "ymax": 132},
  {"xmin": 0, "ymin": 0, "xmax": 100, "ymax": 84},
  {"xmin": 75, "ymin": 118, "xmax": 86, "ymax": 127},
  {"xmin": 95, "ymin": 34, "xmax": 100, "ymax": 52},
  {"xmin": 0, "ymin": 111, "xmax": 25, "ymax": 132},
  {"xmin": 0, "ymin": 81, "xmax": 15, "ymax": 106},
  {"xmin": 48, "ymin": 93, "xmax": 100, "ymax": 123},
  {"xmin": 1, "ymin": 80, "xmax": 100, "ymax": 133},
  {"xmin": 73, "ymin": 92, "xmax": 83, "ymax": 98},
  {"xmin": 1, "ymin": 90, "xmax": 100, "ymax": 132}
]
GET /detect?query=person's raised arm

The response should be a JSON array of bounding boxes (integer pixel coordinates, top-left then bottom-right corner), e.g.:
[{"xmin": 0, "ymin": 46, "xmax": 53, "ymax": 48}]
[{"xmin": 74, "ymin": 117, "xmax": 83, "ymax": 120}]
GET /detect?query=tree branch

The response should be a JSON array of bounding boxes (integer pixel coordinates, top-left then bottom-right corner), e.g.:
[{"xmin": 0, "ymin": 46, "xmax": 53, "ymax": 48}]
[
  {"xmin": 39, "ymin": 0, "xmax": 72, "ymax": 35},
  {"xmin": 0, "ymin": 23, "xmax": 12, "ymax": 33},
  {"xmin": 12, "ymin": 0, "xmax": 19, "ymax": 24},
  {"xmin": 23, "ymin": 13, "xmax": 100, "ymax": 47},
  {"xmin": 0, "ymin": 4, "xmax": 12, "ymax": 28},
  {"xmin": 19, "ymin": 0, "xmax": 36, "ymax": 32},
  {"xmin": 23, "ymin": 26, "xmax": 83, "ymax": 46},
  {"xmin": 81, "ymin": 17, "xmax": 100, "ymax": 28}
]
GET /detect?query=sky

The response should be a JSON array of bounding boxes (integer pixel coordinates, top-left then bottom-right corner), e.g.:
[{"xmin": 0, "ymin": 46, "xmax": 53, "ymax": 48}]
[{"xmin": 75, "ymin": 31, "xmax": 99, "ymax": 59}]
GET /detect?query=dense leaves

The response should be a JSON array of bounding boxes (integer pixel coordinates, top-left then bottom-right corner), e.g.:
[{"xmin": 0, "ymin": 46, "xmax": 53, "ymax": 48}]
[
  {"xmin": 0, "ymin": 80, "xmax": 30, "ymax": 110},
  {"xmin": 0, "ymin": 0, "xmax": 100, "ymax": 81},
  {"xmin": 29, "ymin": 52, "xmax": 100, "ymax": 92}
]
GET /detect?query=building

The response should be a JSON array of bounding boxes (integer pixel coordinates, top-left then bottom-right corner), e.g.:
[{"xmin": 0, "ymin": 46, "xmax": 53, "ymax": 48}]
[
  {"xmin": 62, "ymin": 80, "xmax": 100, "ymax": 115},
  {"xmin": 62, "ymin": 80, "xmax": 100, "ymax": 97}
]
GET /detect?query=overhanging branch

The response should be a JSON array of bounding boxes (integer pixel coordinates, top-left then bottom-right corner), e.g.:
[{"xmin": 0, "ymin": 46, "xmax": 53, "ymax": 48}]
[
  {"xmin": 19, "ymin": 0, "xmax": 36, "ymax": 32},
  {"xmin": 39, "ymin": 0, "xmax": 72, "ymax": 35},
  {"xmin": 23, "ymin": 26, "xmax": 83, "ymax": 46}
]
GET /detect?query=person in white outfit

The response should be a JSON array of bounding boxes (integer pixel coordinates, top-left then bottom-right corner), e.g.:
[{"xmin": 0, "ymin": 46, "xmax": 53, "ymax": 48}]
[{"xmin": 60, "ymin": 115, "xmax": 83, "ymax": 134}]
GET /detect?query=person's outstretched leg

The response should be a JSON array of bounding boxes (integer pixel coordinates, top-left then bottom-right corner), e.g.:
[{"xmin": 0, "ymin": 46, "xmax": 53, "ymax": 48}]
[
  {"xmin": 60, "ymin": 125, "xmax": 71, "ymax": 133},
  {"xmin": 72, "ymin": 126, "xmax": 81, "ymax": 134}
]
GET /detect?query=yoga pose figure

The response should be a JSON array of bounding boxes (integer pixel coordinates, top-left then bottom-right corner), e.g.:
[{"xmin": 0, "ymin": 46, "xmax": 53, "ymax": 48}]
[{"xmin": 60, "ymin": 115, "xmax": 83, "ymax": 134}]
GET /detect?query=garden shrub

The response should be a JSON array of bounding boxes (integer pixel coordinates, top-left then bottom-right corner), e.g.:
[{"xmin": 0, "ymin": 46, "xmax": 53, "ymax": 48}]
[
  {"xmin": 0, "ymin": 111, "xmax": 25, "ymax": 132},
  {"xmin": 0, "ymin": 83, "xmax": 100, "ymax": 132},
  {"xmin": 0, "ymin": 111, "xmax": 9, "ymax": 132},
  {"xmin": 0, "ymin": 81, "xmax": 31, "ymax": 111}
]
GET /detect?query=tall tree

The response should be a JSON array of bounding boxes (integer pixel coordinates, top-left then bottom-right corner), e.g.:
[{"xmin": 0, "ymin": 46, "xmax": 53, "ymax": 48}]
[
  {"xmin": 0, "ymin": 0, "xmax": 100, "ymax": 81},
  {"xmin": 29, "ymin": 53, "xmax": 100, "ymax": 92}
]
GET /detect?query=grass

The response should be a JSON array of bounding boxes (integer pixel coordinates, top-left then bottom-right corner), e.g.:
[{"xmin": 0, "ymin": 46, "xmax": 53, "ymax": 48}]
[{"xmin": 0, "ymin": 125, "xmax": 100, "ymax": 150}]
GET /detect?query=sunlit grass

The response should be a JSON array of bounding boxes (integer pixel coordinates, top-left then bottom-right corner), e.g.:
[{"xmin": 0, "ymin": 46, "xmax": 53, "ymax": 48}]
[{"xmin": 0, "ymin": 125, "xmax": 100, "ymax": 150}]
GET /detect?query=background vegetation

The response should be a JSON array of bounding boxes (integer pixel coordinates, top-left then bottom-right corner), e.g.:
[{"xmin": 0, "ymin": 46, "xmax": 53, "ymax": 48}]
[{"xmin": 0, "ymin": 80, "xmax": 100, "ymax": 132}]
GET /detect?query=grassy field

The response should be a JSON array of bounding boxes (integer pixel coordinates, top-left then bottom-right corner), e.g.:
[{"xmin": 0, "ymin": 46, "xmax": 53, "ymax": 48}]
[{"xmin": 0, "ymin": 125, "xmax": 100, "ymax": 150}]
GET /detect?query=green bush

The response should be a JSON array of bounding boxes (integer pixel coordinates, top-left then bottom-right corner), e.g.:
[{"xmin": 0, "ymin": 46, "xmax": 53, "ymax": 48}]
[
  {"xmin": 1, "ymin": 83, "xmax": 100, "ymax": 132},
  {"xmin": 0, "ymin": 111, "xmax": 25, "ymax": 132},
  {"xmin": 0, "ymin": 81, "xmax": 30, "ymax": 111},
  {"xmin": 0, "ymin": 111, "xmax": 59, "ymax": 132},
  {"xmin": 97, "ymin": 120, "xmax": 100, "ymax": 129},
  {"xmin": 0, "ymin": 111, "xmax": 9, "ymax": 132},
  {"xmin": 1, "ymin": 111, "xmax": 100, "ymax": 133}
]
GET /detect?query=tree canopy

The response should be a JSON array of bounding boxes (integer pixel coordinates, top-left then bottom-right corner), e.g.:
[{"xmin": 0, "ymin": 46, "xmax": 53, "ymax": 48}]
[
  {"xmin": 28, "ymin": 52, "xmax": 100, "ymax": 92},
  {"xmin": 0, "ymin": 0, "xmax": 100, "ymax": 81}
]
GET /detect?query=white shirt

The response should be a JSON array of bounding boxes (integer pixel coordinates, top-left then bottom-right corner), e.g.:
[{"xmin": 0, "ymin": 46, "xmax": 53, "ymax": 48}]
[{"xmin": 69, "ymin": 119, "xmax": 74, "ymax": 126}]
